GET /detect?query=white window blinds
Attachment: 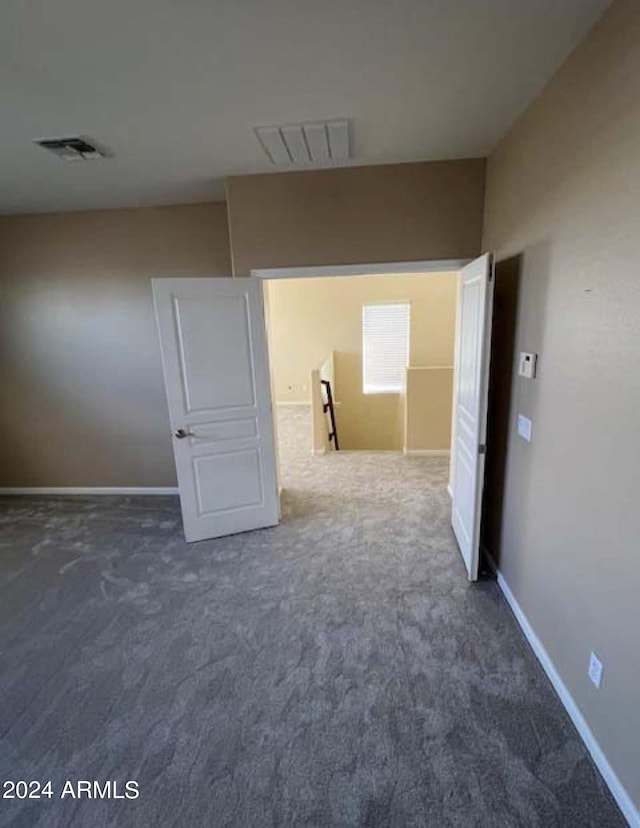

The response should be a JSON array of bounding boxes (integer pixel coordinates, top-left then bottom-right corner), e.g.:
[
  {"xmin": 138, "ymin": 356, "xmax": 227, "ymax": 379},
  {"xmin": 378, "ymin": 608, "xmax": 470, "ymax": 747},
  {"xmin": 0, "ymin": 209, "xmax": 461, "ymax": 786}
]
[{"xmin": 362, "ymin": 302, "xmax": 410, "ymax": 394}]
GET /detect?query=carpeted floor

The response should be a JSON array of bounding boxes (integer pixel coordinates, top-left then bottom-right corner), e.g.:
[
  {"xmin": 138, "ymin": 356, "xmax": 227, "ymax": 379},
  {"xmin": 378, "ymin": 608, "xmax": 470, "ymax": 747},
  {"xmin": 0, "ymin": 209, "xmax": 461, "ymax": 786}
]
[{"xmin": 0, "ymin": 406, "xmax": 624, "ymax": 827}]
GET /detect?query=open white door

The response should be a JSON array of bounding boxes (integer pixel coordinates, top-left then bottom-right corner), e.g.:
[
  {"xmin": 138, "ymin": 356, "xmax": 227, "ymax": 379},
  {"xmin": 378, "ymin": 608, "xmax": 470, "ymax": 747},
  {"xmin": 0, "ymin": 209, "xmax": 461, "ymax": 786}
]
[
  {"xmin": 152, "ymin": 277, "xmax": 279, "ymax": 542},
  {"xmin": 451, "ymin": 253, "xmax": 494, "ymax": 580}
]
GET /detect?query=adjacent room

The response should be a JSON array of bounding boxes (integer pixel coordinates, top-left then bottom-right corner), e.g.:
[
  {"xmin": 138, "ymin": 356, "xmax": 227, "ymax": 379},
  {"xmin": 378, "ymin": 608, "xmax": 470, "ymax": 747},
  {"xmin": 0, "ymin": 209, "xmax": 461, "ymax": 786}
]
[
  {"xmin": 1, "ymin": 1, "xmax": 638, "ymax": 826},
  {"xmin": 264, "ymin": 270, "xmax": 458, "ymax": 464}
]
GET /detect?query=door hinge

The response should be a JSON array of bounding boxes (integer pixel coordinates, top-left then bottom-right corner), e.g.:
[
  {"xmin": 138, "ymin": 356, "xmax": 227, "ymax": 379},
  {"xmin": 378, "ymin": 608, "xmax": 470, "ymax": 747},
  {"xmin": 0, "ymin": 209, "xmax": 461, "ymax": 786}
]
[{"xmin": 478, "ymin": 443, "xmax": 487, "ymax": 455}]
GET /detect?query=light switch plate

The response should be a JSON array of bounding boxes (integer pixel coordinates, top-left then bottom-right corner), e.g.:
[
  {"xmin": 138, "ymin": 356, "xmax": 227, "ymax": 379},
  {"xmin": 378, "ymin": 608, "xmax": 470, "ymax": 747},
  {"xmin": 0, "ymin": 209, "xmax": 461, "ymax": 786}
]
[
  {"xmin": 519, "ymin": 352, "xmax": 537, "ymax": 379},
  {"xmin": 588, "ymin": 652, "xmax": 603, "ymax": 688},
  {"xmin": 517, "ymin": 414, "xmax": 532, "ymax": 442}
]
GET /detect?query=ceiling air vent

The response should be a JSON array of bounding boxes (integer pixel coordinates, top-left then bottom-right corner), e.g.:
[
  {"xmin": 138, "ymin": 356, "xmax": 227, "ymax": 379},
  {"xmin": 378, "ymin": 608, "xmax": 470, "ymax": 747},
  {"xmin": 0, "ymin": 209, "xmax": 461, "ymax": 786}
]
[
  {"xmin": 34, "ymin": 136, "xmax": 109, "ymax": 162},
  {"xmin": 255, "ymin": 119, "xmax": 351, "ymax": 168}
]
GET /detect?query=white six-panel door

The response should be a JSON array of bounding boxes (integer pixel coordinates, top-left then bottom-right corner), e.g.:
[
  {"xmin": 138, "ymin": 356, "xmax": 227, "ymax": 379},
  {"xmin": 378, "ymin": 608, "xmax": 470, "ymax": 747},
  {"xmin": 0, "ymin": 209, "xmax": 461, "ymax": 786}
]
[
  {"xmin": 451, "ymin": 254, "xmax": 494, "ymax": 580},
  {"xmin": 152, "ymin": 277, "xmax": 279, "ymax": 542}
]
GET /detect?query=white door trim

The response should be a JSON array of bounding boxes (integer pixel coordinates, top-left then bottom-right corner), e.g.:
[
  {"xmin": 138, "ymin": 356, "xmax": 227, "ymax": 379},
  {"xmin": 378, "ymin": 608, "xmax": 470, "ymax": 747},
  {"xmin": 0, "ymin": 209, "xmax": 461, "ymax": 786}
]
[{"xmin": 252, "ymin": 259, "xmax": 469, "ymax": 280}]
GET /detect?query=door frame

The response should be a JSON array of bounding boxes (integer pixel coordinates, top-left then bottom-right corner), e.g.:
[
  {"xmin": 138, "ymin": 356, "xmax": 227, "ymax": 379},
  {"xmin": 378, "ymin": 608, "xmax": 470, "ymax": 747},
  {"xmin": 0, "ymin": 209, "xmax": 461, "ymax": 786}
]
[
  {"xmin": 251, "ymin": 257, "xmax": 468, "ymax": 484},
  {"xmin": 251, "ymin": 259, "xmax": 470, "ymax": 281}
]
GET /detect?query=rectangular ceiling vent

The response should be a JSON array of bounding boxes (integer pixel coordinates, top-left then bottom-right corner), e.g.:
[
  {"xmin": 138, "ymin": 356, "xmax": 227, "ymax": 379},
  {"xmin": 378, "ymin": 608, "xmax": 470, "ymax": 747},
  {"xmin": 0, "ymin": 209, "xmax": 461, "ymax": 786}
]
[
  {"xmin": 255, "ymin": 119, "xmax": 350, "ymax": 168},
  {"xmin": 34, "ymin": 137, "xmax": 109, "ymax": 162}
]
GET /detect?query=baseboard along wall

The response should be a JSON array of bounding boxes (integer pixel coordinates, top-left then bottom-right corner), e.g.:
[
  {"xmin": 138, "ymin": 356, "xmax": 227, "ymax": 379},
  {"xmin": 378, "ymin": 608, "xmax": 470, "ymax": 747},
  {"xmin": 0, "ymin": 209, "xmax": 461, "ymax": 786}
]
[
  {"xmin": 493, "ymin": 564, "xmax": 639, "ymax": 828},
  {"xmin": 403, "ymin": 449, "xmax": 450, "ymax": 457},
  {"xmin": 0, "ymin": 487, "xmax": 179, "ymax": 496}
]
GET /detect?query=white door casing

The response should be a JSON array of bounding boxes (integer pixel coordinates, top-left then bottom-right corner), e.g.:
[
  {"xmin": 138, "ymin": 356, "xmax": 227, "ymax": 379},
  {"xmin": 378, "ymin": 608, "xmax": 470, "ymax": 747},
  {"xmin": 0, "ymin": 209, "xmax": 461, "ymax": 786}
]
[
  {"xmin": 152, "ymin": 277, "xmax": 279, "ymax": 542},
  {"xmin": 451, "ymin": 253, "xmax": 494, "ymax": 580}
]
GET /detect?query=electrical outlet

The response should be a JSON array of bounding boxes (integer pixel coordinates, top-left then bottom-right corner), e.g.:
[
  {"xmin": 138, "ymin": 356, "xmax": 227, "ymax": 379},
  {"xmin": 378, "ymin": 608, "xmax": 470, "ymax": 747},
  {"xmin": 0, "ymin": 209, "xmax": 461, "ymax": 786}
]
[{"xmin": 588, "ymin": 652, "xmax": 603, "ymax": 688}]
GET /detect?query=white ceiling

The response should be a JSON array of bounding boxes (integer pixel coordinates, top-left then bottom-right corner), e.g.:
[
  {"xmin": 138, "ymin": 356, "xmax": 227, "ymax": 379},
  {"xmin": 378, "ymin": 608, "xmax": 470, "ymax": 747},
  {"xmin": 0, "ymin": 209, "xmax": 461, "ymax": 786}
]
[{"xmin": 0, "ymin": 0, "xmax": 609, "ymax": 215}]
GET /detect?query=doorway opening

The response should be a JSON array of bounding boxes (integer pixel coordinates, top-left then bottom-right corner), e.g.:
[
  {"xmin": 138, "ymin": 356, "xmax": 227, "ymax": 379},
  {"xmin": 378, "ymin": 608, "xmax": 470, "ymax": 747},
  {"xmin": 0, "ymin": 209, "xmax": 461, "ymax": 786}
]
[
  {"xmin": 257, "ymin": 264, "xmax": 462, "ymax": 497},
  {"xmin": 480, "ymin": 255, "xmax": 522, "ymax": 573}
]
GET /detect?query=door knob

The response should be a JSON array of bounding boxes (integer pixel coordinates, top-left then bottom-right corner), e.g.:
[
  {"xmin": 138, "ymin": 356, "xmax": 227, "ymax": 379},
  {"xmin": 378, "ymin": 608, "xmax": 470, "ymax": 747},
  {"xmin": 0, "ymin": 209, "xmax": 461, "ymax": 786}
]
[{"xmin": 174, "ymin": 428, "xmax": 193, "ymax": 439}]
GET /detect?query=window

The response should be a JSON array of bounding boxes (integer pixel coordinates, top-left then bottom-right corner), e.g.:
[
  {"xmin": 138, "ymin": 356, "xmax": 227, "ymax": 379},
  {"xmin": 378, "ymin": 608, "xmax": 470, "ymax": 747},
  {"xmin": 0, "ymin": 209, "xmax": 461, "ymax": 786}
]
[{"xmin": 362, "ymin": 302, "xmax": 410, "ymax": 394}]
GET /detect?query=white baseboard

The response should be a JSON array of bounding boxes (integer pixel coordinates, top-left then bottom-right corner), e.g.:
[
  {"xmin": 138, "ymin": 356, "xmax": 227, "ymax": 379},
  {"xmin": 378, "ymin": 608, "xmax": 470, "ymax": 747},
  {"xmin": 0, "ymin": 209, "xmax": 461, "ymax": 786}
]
[
  {"xmin": 0, "ymin": 487, "xmax": 179, "ymax": 496},
  {"xmin": 496, "ymin": 569, "xmax": 639, "ymax": 828},
  {"xmin": 403, "ymin": 449, "xmax": 450, "ymax": 457},
  {"xmin": 338, "ymin": 450, "xmax": 399, "ymax": 454},
  {"xmin": 276, "ymin": 400, "xmax": 341, "ymax": 408}
]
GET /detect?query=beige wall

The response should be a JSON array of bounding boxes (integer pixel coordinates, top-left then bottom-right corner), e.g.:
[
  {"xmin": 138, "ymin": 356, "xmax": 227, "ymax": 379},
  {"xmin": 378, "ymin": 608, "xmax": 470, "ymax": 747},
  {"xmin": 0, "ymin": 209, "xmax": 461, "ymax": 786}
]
[
  {"xmin": 405, "ymin": 368, "xmax": 453, "ymax": 452},
  {"xmin": 483, "ymin": 0, "xmax": 640, "ymax": 813},
  {"xmin": 0, "ymin": 203, "xmax": 231, "ymax": 487},
  {"xmin": 266, "ymin": 272, "xmax": 457, "ymax": 450},
  {"xmin": 226, "ymin": 159, "xmax": 486, "ymax": 275}
]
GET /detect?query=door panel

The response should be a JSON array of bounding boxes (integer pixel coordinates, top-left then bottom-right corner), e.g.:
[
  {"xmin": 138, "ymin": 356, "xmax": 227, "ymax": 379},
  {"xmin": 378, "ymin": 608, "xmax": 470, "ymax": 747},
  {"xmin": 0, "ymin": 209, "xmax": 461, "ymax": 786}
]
[
  {"xmin": 193, "ymin": 449, "xmax": 262, "ymax": 514},
  {"xmin": 175, "ymin": 295, "xmax": 255, "ymax": 412},
  {"xmin": 451, "ymin": 254, "xmax": 494, "ymax": 580},
  {"xmin": 152, "ymin": 277, "xmax": 279, "ymax": 542}
]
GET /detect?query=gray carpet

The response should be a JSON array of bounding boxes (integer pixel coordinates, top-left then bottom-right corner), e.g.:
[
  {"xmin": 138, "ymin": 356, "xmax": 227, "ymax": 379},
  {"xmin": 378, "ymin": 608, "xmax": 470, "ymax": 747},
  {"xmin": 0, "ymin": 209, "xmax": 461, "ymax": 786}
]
[{"xmin": 0, "ymin": 406, "xmax": 624, "ymax": 827}]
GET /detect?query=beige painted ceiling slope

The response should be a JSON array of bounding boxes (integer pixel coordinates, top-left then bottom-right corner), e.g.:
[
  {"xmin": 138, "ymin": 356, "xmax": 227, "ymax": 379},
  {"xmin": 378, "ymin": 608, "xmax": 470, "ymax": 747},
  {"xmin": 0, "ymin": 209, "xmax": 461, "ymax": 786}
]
[{"xmin": 0, "ymin": 0, "xmax": 609, "ymax": 214}]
